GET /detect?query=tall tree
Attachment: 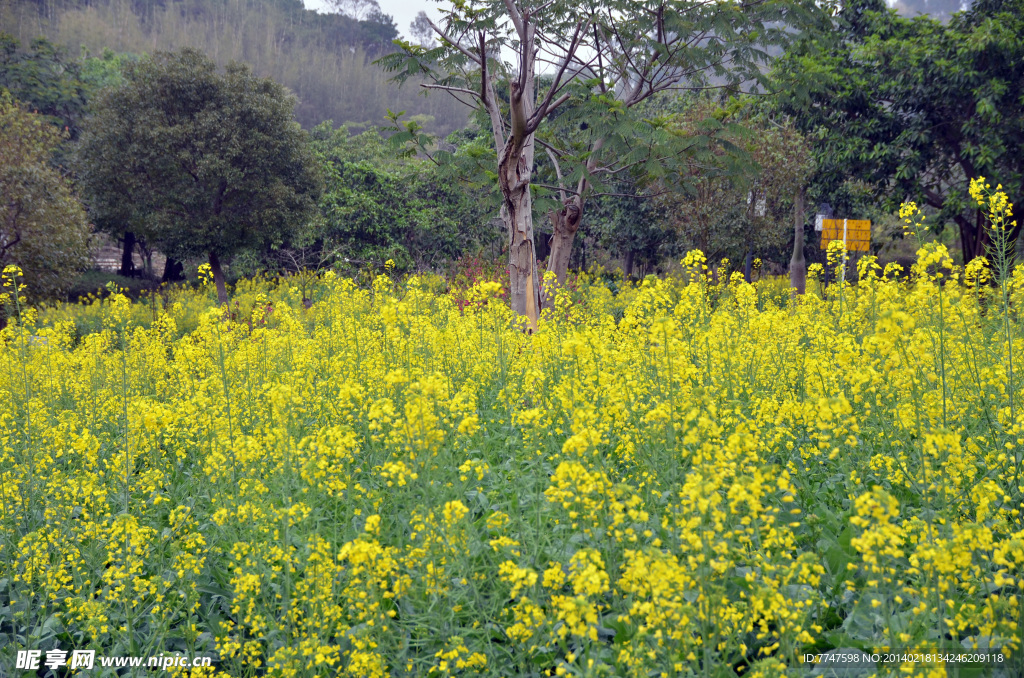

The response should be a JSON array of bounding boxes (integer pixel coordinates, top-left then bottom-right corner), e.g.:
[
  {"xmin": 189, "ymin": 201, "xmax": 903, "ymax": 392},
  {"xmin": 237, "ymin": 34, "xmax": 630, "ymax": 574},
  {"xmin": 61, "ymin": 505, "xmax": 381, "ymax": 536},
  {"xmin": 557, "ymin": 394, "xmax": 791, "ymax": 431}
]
[
  {"xmin": 381, "ymin": 0, "xmax": 821, "ymax": 322},
  {"xmin": 327, "ymin": 0, "xmax": 382, "ymax": 21},
  {"xmin": 0, "ymin": 90, "xmax": 91, "ymax": 306},
  {"xmin": 655, "ymin": 97, "xmax": 814, "ymax": 267},
  {"xmin": 76, "ymin": 48, "xmax": 321, "ymax": 303},
  {"xmin": 0, "ymin": 34, "xmax": 90, "ymax": 137},
  {"xmin": 773, "ymin": 0, "xmax": 1024, "ymax": 263},
  {"xmin": 2, "ymin": 35, "xmax": 140, "ymax": 275},
  {"xmin": 409, "ymin": 11, "xmax": 437, "ymax": 48}
]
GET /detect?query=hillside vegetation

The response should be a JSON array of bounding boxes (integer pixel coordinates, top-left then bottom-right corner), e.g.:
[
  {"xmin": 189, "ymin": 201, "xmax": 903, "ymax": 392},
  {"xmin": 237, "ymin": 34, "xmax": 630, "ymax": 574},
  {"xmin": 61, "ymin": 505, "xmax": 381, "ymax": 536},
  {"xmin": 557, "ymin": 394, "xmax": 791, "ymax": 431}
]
[{"xmin": 0, "ymin": 0, "xmax": 468, "ymax": 134}]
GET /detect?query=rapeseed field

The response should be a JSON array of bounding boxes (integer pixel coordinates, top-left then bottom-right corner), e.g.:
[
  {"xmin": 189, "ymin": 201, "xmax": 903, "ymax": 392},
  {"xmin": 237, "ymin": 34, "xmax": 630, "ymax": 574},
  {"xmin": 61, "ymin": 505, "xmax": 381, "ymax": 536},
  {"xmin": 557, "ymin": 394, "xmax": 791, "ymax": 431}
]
[{"xmin": 1, "ymin": 187, "xmax": 1022, "ymax": 677}]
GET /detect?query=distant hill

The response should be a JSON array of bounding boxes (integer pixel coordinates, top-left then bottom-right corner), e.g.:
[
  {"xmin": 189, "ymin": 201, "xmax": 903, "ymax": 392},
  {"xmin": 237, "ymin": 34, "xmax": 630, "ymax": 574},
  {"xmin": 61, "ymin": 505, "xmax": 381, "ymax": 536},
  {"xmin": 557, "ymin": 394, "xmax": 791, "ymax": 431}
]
[{"xmin": 0, "ymin": 0, "xmax": 468, "ymax": 135}]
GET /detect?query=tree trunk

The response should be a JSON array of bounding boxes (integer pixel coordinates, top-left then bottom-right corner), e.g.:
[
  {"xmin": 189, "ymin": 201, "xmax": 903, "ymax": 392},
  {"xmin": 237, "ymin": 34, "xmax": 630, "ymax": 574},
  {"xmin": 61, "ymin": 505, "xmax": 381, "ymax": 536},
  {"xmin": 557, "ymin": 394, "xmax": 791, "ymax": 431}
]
[
  {"xmin": 956, "ymin": 213, "xmax": 977, "ymax": 263},
  {"xmin": 546, "ymin": 197, "xmax": 582, "ymax": 287},
  {"xmin": 162, "ymin": 257, "xmax": 185, "ymax": 282},
  {"xmin": 624, "ymin": 250, "xmax": 635, "ymax": 278},
  {"xmin": 581, "ymin": 231, "xmax": 587, "ymax": 273},
  {"xmin": 120, "ymin": 231, "xmax": 136, "ymax": 277},
  {"xmin": 501, "ymin": 187, "xmax": 540, "ymax": 330},
  {"xmin": 744, "ymin": 250, "xmax": 753, "ymax": 283},
  {"xmin": 541, "ymin": 136, "xmax": 604, "ymax": 305},
  {"xmin": 498, "ymin": 82, "xmax": 540, "ymax": 330},
  {"xmin": 956, "ymin": 210, "xmax": 993, "ymax": 263},
  {"xmin": 789, "ymin": 186, "xmax": 807, "ymax": 295},
  {"xmin": 541, "ymin": 198, "xmax": 582, "ymax": 307},
  {"xmin": 208, "ymin": 251, "xmax": 228, "ymax": 305}
]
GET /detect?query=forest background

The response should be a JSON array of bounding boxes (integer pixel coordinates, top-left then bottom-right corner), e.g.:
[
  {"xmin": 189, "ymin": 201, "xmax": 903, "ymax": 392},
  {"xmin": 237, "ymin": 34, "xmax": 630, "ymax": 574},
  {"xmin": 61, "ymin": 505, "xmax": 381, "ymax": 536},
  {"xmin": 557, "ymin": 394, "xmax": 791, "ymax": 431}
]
[{"xmin": 0, "ymin": 0, "xmax": 1020, "ymax": 306}]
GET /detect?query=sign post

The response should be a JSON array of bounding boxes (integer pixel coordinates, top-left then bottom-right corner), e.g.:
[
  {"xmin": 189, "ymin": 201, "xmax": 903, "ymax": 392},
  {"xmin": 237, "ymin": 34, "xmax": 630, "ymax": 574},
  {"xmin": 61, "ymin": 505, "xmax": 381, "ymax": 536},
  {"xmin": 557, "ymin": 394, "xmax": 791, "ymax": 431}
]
[
  {"xmin": 820, "ymin": 218, "xmax": 870, "ymax": 283},
  {"xmin": 820, "ymin": 219, "xmax": 870, "ymax": 251},
  {"xmin": 842, "ymin": 218, "xmax": 848, "ymax": 285}
]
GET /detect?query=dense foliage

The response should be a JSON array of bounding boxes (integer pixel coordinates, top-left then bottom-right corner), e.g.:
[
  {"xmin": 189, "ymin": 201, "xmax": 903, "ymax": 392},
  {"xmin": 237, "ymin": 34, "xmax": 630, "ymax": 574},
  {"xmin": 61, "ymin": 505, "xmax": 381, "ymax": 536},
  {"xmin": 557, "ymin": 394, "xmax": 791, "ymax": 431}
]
[
  {"xmin": 652, "ymin": 99, "xmax": 815, "ymax": 267},
  {"xmin": 382, "ymin": 0, "xmax": 825, "ymax": 321},
  {"xmin": 0, "ymin": 34, "xmax": 127, "ymax": 139},
  {"xmin": 585, "ymin": 182, "xmax": 675, "ymax": 279},
  {"xmin": 0, "ymin": 92, "xmax": 90, "ymax": 306},
  {"xmin": 4, "ymin": 0, "xmax": 1008, "ymax": 297},
  {"xmin": 774, "ymin": 0, "xmax": 1024, "ymax": 262},
  {"xmin": 305, "ymin": 124, "xmax": 499, "ymax": 275},
  {"xmin": 75, "ymin": 48, "xmax": 322, "ymax": 303},
  {"xmin": 2, "ymin": 190, "xmax": 1023, "ymax": 673}
]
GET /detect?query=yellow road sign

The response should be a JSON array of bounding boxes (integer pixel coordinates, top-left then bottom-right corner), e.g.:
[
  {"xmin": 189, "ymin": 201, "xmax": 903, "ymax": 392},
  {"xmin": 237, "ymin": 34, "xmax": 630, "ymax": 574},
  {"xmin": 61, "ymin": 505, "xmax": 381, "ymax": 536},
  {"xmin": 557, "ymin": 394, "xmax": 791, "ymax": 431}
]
[{"xmin": 820, "ymin": 219, "xmax": 871, "ymax": 252}]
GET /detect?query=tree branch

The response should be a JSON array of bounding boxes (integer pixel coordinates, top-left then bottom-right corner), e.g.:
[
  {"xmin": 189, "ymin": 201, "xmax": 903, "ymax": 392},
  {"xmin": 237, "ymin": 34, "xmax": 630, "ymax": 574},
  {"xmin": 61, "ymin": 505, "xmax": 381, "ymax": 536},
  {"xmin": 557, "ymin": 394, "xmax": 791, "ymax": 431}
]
[
  {"xmin": 591, "ymin": 188, "xmax": 670, "ymax": 199},
  {"xmin": 534, "ymin": 182, "xmax": 580, "ymax": 195},
  {"xmin": 533, "ymin": 182, "xmax": 671, "ymax": 200},
  {"xmin": 531, "ymin": 21, "xmax": 587, "ymax": 125},
  {"xmin": 542, "ymin": 145, "xmax": 567, "ymax": 203},
  {"xmin": 502, "ymin": 0, "xmax": 526, "ymax": 41},
  {"xmin": 420, "ymin": 83, "xmax": 482, "ymax": 100},
  {"xmin": 428, "ymin": 18, "xmax": 481, "ymax": 64}
]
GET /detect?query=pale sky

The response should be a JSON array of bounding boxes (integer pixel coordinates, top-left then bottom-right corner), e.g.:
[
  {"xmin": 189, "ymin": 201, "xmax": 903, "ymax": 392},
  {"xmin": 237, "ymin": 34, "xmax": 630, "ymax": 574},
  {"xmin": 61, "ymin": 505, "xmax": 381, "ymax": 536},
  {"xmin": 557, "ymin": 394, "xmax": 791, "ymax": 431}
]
[{"xmin": 303, "ymin": 0, "xmax": 444, "ymax": 40}]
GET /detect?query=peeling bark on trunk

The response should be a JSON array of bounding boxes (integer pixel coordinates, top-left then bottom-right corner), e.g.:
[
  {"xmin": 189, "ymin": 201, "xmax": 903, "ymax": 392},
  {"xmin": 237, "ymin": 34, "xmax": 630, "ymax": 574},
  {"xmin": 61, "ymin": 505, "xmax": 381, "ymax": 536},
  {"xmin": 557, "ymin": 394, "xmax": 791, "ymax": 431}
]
[
  {"xmin": 789, "ymin": 186, "xmax": 806, "ymax": 295},
  {"xmin": 498, "ymin": 81, "xmax": 540, "ymax": 329},
  {"xmin": 541, "ymin": 198, "xmax": 582, "ymax": 308},
  {"xmin": 545, "ymin": 197, "xmax": 582, "ymax": 294},
  {"xmin": 540, "ymin": 137, "xmax": 602, "ymax": 308},
  {"xmin": 469, "ymin": 9, "xmax": 548, "ymax": 328},
  {"xmin": 503, "ymin": 186, "xmax": 540, "ymax": 329},
  {"xmin": 208, "ymin": 251, "xmax": 228, "ymax": 305}
]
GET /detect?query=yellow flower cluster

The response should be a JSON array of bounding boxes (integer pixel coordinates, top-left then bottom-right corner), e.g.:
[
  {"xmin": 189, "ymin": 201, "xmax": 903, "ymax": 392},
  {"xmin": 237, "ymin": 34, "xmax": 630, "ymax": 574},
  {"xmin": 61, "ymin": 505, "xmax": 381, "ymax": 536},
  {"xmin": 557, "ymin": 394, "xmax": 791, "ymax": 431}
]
[
  {"xmin": 0, "ymin": 238, "xmax": 1022, "ymax": 677},
  {"xmin": 970, "ymin": 177, "xmax": 1015, "ymax": 228}
]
